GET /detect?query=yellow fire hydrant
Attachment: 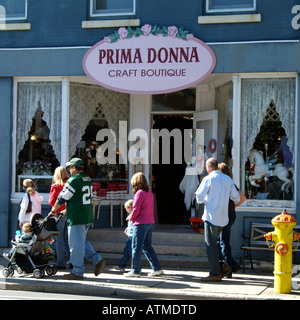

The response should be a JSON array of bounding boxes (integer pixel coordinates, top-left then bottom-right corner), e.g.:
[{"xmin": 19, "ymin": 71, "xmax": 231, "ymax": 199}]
[{"xmin": 264, "ymin": 210, "xmax": 300, "ymax": 294}]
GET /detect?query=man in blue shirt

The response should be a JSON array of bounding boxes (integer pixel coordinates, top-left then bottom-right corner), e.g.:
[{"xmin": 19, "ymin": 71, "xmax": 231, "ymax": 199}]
[{"xmin": 195, "ymin": 158, "xmax": 240, "ymax": 282}]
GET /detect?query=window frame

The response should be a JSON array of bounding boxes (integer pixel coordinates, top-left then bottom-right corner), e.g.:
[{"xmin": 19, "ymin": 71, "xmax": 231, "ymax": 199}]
[
  {"xmin": 89, "ymin": 0, "xmax": 136, "ymax": 18},
  {"xmin": 206, "ymin": 0, "xmax": 256, "ymax": 14},
  {"xmin": 12, "ymin": 77, "xmax": 64, "ymax": 201},
  {"xmin": 232, "ymin": 73, "xmax": 297, "ymax": 212},
  {"xmin": 12, "ymin": 77, "xmax": 131, "ymax": 202},
  {"xmin": 0, "ymin": 0, "xmax": 27, "ymax": 21}
]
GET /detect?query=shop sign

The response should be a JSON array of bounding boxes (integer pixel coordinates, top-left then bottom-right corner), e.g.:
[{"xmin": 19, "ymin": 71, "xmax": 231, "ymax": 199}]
[{"xmin": 82, "ymin": 25, "xmax": 216, "ymax": 94}]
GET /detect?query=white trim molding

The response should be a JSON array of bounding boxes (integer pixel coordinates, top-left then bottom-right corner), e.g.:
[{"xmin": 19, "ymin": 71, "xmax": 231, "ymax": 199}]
[
  {"xmin": 198, "ymin": 14, "xmax": 261, "ymax": 24},
  {"xmin": 82, "ymin": 19, "xmax": 140, "ymax": 29},
  {"xmin": 0, "ymin": 23, "xmax": 31, "ymax": 31}
]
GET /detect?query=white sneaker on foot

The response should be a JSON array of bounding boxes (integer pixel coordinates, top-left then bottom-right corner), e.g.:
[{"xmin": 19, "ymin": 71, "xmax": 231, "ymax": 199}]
[
  {"xmin": 123, "ymin": 271, "xmax": 140, "ymax": 277},
  {"xmin": 148, "ymin": 269, "xmax": 164, "ymax": 277}
]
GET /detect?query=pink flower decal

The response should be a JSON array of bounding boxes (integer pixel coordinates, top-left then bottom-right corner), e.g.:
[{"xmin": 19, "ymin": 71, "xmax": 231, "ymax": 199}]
[
  {"xmin": 186, "ymin": 33, "xmax": 194, "ymax": 41},
  {"xmin": 104, "ymin": 36, "xmax": 111, "ymax": 43},
  {"xmin": 118, "ymin": 27, "xmax": 128, "ymax": 39},
  {"xmin": 168, "ymin": 26, "xmax": 178, "ymax": 38},
  {"xmin": 141, "ymin": 24, "xmax": 152, "ymax": 36}
]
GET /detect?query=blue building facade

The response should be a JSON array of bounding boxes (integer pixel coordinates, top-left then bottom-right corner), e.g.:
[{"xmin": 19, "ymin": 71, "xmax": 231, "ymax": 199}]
[{"xmin": 0, "ymin": 1, "xmax": 299, "ymax": 263}]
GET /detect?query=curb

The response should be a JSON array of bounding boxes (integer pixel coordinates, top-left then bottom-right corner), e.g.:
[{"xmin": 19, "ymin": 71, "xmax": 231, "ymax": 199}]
[{"xmin": 0, "ymin": 273, "xmax": 284, "ymax": 300}]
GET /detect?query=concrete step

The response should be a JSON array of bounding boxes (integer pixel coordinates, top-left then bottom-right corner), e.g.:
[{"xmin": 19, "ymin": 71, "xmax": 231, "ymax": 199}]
[
  {"xmin": 88, "ymin": 224, "xmax": 204, "ymax": 244},
  {"xmin": 101, "ymin": 253, "xmax": 209, "ymax": 269},
  {"xmin": 87, "ymin": 224, "xmax": 208, "ymax": 269},
  {"xmin": 91, "ymin": 239, "xmax": 206, "ymax": 256}
]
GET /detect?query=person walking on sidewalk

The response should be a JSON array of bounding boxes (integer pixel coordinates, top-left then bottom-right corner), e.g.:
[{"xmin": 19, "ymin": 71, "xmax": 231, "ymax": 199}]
[
  {"xmin": 113, "ymin": 199, "xmax": 134, "ymax": 271},
  {"xmin": 195, "ymin": 158, "xmax": 240, "ymax": 282},
  {"xmin": 124, "ymin": 172, "xmax": 163, "ymax": 278},
  {"xmin": 49, "ymin": 166, "xmax": 70, "ymax": 270},
  {"xmin": 49, "ymin": 158, "xmax": 105, "ymax": 280},
  {"xmin": 217, "ymin": 163, "xmax": 242, "ymax": 278}
]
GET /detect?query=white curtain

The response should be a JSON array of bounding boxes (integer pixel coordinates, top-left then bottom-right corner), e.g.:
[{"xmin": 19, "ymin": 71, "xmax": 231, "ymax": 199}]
[
  {"xmin": 69, "ymin": 83, "xmax": 130, "ymax": 158},
  {"xmin": 240, "ymin": 78, "xmax": 296, "ymax": 189},
  {"xmin": 17, "ymin": 82, "xmax": 62, "ymax": 162}
]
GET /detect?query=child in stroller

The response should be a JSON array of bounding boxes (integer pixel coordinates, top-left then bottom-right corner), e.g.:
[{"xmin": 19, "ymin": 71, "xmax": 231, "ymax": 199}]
[{"xmin": 3, "ymin": 213, "xmax": 61, "ymax": 279}]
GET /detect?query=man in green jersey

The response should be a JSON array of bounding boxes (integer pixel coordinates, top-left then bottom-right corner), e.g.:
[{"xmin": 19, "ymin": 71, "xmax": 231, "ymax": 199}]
[{"xmin": 50, "ymin": 158, "xmax": 105, "ymax": 280}]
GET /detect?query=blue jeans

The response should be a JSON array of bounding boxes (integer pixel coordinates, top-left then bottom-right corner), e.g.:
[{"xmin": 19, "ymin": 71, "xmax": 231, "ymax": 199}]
[
  {"xmin": 204, "ymin": 221, "xmax": 223, "ymax": 276},
  {"xmin": 55, "ymin": 216, "xmax": 70, "ymax": 267},
  {"xmin": 131, "ymin": 224, "xmax": 161, "ymax": 274},
  {"xmin": 118, "ymin": 236, "xmax": 132, "ymax": 268},
  {"xmin": 68, "ymin": 224, "xmax": 102, "ymax": 277},
  {"xmin": 218, "ymin": 211, "xmax": 237, "ymax": 269}
]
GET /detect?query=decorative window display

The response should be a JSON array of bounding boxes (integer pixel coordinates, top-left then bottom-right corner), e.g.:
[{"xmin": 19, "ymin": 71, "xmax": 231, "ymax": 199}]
[
  {"xmin": 16, "ymin": 82, "xmax": 61, "ymax": 193},
  {"xmin": 15, "ymin": 82, "xmax": 61, "ymax": 193},
  {"xmin": 241, "ymin": 78, "xmax": 295, "ymax": 205},
  {"xmin": 15, "ymin": 81, "xmax": 129, "ymax": 194},
  {"xmin": 70, "ymin": 83, "xmax": 129, "ymax": 190}
]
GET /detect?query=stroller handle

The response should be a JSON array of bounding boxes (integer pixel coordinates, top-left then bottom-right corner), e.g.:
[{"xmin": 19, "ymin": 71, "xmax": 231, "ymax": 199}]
[{"xmin": 47, "ymin": 212, "xmax": 64, "ymax": 223}]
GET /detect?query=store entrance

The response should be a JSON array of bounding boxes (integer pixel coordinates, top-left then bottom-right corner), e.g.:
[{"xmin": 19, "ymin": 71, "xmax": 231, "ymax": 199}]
[{"xmin": 152, "ymin": 115, "xmax": 193, "ymax": 224}]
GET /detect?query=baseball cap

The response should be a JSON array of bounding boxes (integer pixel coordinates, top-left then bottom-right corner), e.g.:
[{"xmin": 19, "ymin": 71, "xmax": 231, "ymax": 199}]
[{"xmin": 66, "ymin": 158, "xmax": 84, "ymax": 168}]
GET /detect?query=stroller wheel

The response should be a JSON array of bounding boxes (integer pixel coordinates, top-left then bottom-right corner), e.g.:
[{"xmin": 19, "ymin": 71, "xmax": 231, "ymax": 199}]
[
  {"xmin": 16, "ymin": 267, "xmax": 23, "ymax": 274},
  {"xmin": 33, "ymin": 268, "xmax": 45, "ymax": 279},
  {"xmin": 3, "ymin": 267, "xmax": 14, "ymax": 278},
  {"xmin": 45, "ymin": 265, "xmax": 57, "ymax": 276}
]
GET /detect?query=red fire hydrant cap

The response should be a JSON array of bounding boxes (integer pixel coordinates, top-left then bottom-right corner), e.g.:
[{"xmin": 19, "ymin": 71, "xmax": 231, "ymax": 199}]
[{"xmin": 272, "ymin": 210, "xmax": 296, "ymax": 223}]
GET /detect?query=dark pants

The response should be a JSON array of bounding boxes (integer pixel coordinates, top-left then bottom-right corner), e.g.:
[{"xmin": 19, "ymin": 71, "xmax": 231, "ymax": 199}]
[
  {"xmin": 218, "ymin": 211, "xmax": 237, "ymax": 269},
  {"xmin": 118, "ymin": 236, "xmax": 132, "ymax": 268},
  {"xmin": 204, "ymin": 221, "xmax": 223, "ymax": 276}
]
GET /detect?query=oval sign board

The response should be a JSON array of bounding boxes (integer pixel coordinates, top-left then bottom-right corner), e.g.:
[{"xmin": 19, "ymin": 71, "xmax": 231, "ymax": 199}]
[{"xmin": 83, "ymin": 25, "xmax": 216, "ymax": 94}]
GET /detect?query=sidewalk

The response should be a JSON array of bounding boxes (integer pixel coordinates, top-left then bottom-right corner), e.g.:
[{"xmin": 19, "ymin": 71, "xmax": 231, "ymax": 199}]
[{"xmin": 1, "ymin": 257, "xmax": 300, "ymax": 300}]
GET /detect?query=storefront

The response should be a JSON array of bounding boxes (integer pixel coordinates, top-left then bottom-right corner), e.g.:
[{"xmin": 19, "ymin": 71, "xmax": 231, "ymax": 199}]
[
  {"xmin": 10, "ymin": 71, "xmax": 297, "ymax": 224},
  {"xmin": 0, "ymin": 2, "xmax": 299, "ymax": 264}
]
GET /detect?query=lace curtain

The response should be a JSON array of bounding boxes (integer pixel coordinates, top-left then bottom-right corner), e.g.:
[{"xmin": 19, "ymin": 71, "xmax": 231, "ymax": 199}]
[
  {"xmin": 17, "ymin": 82, "xmax": 62, "ymax": 162},
  {"xmin": 69, "ymin": 83, "xmax": 130, "ymax": 157},
  {"xmin": 240, "ymin": 78, "xmax": 296, "ymax": 190}
]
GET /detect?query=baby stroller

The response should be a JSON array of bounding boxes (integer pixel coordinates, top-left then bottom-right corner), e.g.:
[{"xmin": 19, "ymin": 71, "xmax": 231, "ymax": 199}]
[{"xmin": 3, "ymin": 213, "xmax": 61, "ymax": 279}]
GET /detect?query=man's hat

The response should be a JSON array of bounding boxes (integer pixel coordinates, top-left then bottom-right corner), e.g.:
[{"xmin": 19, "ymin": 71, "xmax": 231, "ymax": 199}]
[{"xmin": 66, "ymin": 158, "xmax": 84, "ymax": 168}]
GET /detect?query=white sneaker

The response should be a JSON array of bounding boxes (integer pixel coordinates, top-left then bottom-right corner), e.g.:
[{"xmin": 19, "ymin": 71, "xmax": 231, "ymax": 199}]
[
  {"xmin": 123, "ymin": 271, "xmax": 140, "ymax": 277},
  {"xmin": 148, "ymin": 269, "xmax": 164, "ymax": 277},
  {"xmin": 113, "ymin": 266, "xmax": 125, "ymax": 272}
]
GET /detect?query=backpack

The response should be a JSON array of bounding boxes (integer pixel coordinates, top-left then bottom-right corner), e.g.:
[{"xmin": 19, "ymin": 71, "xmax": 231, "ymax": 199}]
[
  {"xmin": 19, "ymin": 192, "xmax": 32, "ymax": 214},
  {"xmin": 25, "ymin": 192, "xmax": 32, "ymax": 214}
]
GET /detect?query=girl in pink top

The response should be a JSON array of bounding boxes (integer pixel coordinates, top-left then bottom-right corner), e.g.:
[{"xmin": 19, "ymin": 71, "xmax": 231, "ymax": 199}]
[{"xmin": 124, "ymin": 173, "xmax": 163, "ymax": 278}]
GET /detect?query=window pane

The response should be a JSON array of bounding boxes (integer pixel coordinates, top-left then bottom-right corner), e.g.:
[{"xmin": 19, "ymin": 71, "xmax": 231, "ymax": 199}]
[
  {"xmin": 0, "ymin": 0, "xmax": 26, "ymax": 19},
  {"xmin": 152, "ymin": 89, "xmax": 196, "ymax": 112},
  {"xmin": 16, "ymin": 82, "xmax": 62, "ymax": 193},
  {"xmin": 69, "ymin": 83, "xmax": 129, "ymax": 193},
  {"xmin": 207, "ymin": 0, "xmax": 255, "ymax": 12},
  {"xmin": 16, "ymin": 107, "xmax": 60, "ymax": 193},
  {"xmin": 92, "ymin": 0, "xmax": 134, "ymax": 15},
  {"xmin": 240, "ymin": 78, "xmax": 295, "ymax": 203}
]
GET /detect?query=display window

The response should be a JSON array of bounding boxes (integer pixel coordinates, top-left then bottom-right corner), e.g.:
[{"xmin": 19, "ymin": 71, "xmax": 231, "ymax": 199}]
[
  {"xmin": 15, "ymin": 82, "xmax": 62, "ymax": 193},
  {"xmin": 240, "ymin": 78, "xmax": 295, "ymax": 205},
  {"xmin": 70, "ymin": 83, "xmax": 129, "ymax": 192},
  {"xmin": 14, "ymin": 80, "xmax": 130, "ymax": 195}
]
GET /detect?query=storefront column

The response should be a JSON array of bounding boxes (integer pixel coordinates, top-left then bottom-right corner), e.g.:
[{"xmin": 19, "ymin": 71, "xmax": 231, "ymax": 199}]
[
  {"xmin": 0, "ymin": 77, "xmax": 13, "ymax": 246},
  {"xmin": 61, "ymin": 77, "xmax": 70, "ymax": 165},
  {"xmin": 129, "ymin": 94, "xmax": 152, "ymax": 189},
  {"xmin": 232, "ymin": 74, "xmax": 241, "ymax": 187},
  {"xmin": 296, "ymin": 74, "xmax": 300, "ymax": 221}
]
